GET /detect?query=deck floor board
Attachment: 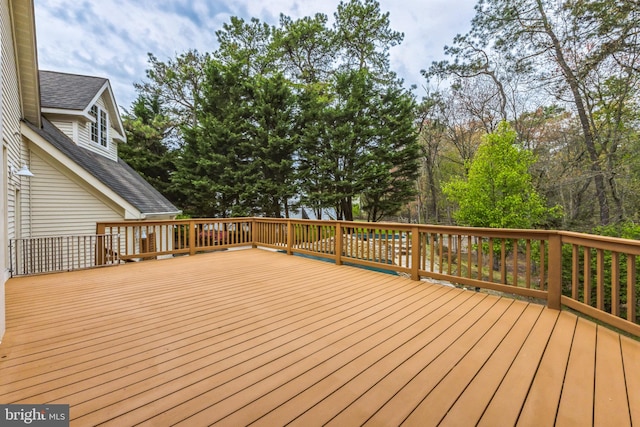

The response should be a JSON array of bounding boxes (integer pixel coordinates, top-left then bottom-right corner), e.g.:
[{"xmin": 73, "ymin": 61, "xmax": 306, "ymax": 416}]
[
  {"xmin": 594, "ymin": 327, "xmax": 631, "ymax": 427},
  {"xmin": 0, "ymin": 248, "xmax": 639, "ymax": 426},
  {"xmin": 263, "ymin": 295, "xmax": 508, "ymax": 427},
  {"xmin": 622, "ymin": 334, "xmax": 640, "ymax": 426},
  {"xmin": 555, "ymin": 317, "xmax": 596, "ymax": 427},
  {"xmin": 517, "ymin": 312, "xmax": 576, "ymax": 426}
]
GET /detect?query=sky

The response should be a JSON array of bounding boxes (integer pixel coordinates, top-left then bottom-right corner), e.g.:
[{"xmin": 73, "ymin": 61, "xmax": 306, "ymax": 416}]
[{"xmin": 33, "ymin": 0, "xmax": 478, "ymax": 111}]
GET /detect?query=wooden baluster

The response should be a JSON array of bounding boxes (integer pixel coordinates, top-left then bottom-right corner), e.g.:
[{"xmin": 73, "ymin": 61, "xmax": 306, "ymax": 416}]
[
  {"xmin": 467, "ymin": 235, "xmax": 472, "ymax": 279},
  {"xmin": 583, "ymin": 247, "xmax": 591, "ymax": 305},
  {"xmin": 539, "ymin": 240, "xmax": 546, "ymax": 291},
  {"xmin": 596, "ymin": 249, "xmax": 605, "ymax": 310},
  {"xmin": 611, "ymin": 252, "xmax": 620, "ymax": 317},
  {"xmin": 627, "ymin": 255, "xmax": 636, "ymax": 322},
  {"xmin": 501, "ymin": 239, "xmax": 507, "ymax": 285}
]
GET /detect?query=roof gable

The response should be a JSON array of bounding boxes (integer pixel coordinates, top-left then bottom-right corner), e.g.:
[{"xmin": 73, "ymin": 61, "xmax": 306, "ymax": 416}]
[
  {"xmin": 23, "ymin": 118, "xmax": 180, "ymax": 216},
  {"xmin": 39, "ymin": 70, "xmax": 126, "ymax": 139},
  {"xmin": 39, "ymin": 70, "xmax": 106, "ymax": 110}
]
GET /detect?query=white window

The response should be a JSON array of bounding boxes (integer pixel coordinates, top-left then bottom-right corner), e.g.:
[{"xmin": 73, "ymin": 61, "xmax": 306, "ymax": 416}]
[{"xmin": 90, "ymin": 105, "xmax": 108, "ymax": 147}]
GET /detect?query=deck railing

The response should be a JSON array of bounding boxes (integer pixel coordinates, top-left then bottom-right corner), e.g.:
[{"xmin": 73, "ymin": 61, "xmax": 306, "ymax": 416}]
[
  {"xmin": 9, "ymin": 234, "xmax": 120, "ymax": 276},
  {"xmin": 96, "ymin": 218, "xmax": 254, "ymax": 260},
  {"xmin": 96, "ymin": 218, "xmax": 640, "ymax": 337}
]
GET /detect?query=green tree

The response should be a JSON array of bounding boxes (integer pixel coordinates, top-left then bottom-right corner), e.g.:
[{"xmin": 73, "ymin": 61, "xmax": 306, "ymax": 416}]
[
  {"xmin": 136, "ymin": 50, "xmax": 209, "ymax": 136},
  {"xmin": 215, "ymin": 16, "xmax": 276, "ymax": 77},
  {"xmin": 249, "ymin": 73, "xmax": 299, "ymax": 218},
  {"xmin": 443, "ymin": 122, "xmax": 555, "ymax": 229},
  {"xmin": 333, "ymin": 0, "xmax": 403, "ymax": 81},
  {"xmin": 430, "ymin": 0, "xmax": 640, "ymax": 226},
  {"xmin": 292, "ymin": 0, "xmax": 415, "ymax": 221},
  {"xmin": 133, "ymin": 1, "xmax": 416, "ymax": 221},
  {"xmin": 324, "ymin": 70, "xmax": 376, "ymax": 221},
  {"xmin": 172, "ymin": 60, "xmax": 250, "ymax": 217},
  {"xmin": 120, "ymin": 94, "xmax": 176, "ymax": 201},
  {"xmin": 126, "ymin": 50, "xmax": 211, "ymax": 212},
  {"xmin": 298, "ymin": 70, "xmax": 419, "ymax": 221},
  {"xmin": 174, "ymin": 60, "xmax": 299, "ymax": 218},
  {"xmin": 296, "ymin": 82, "xmax": 334, "ymax": 219},
  {"xmin": 273, "ymin": 13, "xmax": 335, "ymax": 84},
  {"xmin": 361, "ymin": 83, "xmax": 420, "ymax": 221}
]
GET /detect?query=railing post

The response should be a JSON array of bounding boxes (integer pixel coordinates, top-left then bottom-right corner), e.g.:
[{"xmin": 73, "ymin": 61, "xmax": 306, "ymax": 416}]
[
  {"xmin": 411, "ymin": 226, "xmax": 420, "ymax": 281},
  {"xmin": 547, "ymin": 233, "xmax": 562, "ymax": 310},
  {"xmin": 251, "ymin": 218, "xmax": 257, "ymax": 248},
  {"xmin": 8, "ymin": 239, "xmax": 13, "ymax": 277},
  {"xmin": 189, "ymin": 220, "xmax": 196, "ymax": 256},
  {"xmin": 287, "ymin": 220, "xmax": 293, "ymax": 255},
  {"xmin": 336, "ymin": 222, "xmax": 343, "ymax": 265},
  {"xmin": 96, "ymin": 223, "xmax": 106, "ymax": 266}
]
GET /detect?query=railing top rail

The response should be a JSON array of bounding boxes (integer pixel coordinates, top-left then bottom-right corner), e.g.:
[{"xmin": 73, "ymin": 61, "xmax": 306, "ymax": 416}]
[
  {"xmin": 98, "ymin": 217, "xmax": 255, "ymax": 227},
  {"xmin": 189, "ymin": 217, "xmax": 254, "ymax": 222},
  {"xmin": 248, "ymin": 218, "xmax": 553, "ymax": 236},
  {"xmin": 10, "ymin": 233, "xmax": 118, "ymax": 240},
  {"xmin": 379, "ymin": 222, "xmax": 554, "ymax": 237},
  {"xmin": 560, "ymin": 230, "xmax": 640, "ymax": 249},
  {"xmin": 95, "ymin": 217, "xmax": 640, "ymax": 246},
  {"xmin": 253, "ymin": 218, "xmax": 339, "ymax": 226}
]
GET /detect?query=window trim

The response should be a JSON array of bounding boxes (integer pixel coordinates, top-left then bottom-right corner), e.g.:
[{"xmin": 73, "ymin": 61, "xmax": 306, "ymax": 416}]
[{"xmin": 89, "ymin": 105, "xmax": 109, "ymax": 149}]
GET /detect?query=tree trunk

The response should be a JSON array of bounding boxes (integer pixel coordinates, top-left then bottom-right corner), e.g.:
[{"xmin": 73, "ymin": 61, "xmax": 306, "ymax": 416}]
[
  {"xmin": 427, "ymin": 165, "xmax": 439, "ymax": 223},
  {"xmin": 536, "ymin": 0, "xmax": 610, "ymax": 225},
  {"xmin": 342, "ymin": 196, "xmax": 354, "ymax": 222},
  {"xmin": 571, "ymin": 178, "xmax": 593, "ymax": 224}
]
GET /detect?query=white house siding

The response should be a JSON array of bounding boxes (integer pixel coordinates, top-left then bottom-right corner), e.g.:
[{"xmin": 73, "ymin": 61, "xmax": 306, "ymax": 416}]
[
  {"xmin": 50, "ymin": 119, "xmax": 74, "ymax": 142},
  {"xmin": 1, "ymin": 0, "xmax": 32, "ymax": 339},
  {"xmin": 78, "ymin": 95, "xmax": 118, "ymax": 162},
  {"xmin": 2, "ymin": 0, "xmax": 29, "ymax": 240},
  {"xmin": 0, "ymin": 0, "xmax": 7, "ymax": 340},
  {"xmin": 30, "ymin": 150, "xmax": 122, "ymax": 237},
  {"xmin": 0, "ymin": 146, "xmax": 5, "ymax": 341}
]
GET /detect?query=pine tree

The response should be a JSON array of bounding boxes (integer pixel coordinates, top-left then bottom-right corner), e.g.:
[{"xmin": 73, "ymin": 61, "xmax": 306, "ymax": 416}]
[
  {"xmin": 172, "ymin": 61, "xmax": 250, "ymax": 217},
  {"xmin": 362, "ymin": 83, "xmax": 420, "ymax": 221},
  {"xmin": 249, "ymin": 73, "xmax": 299, "ymax": 217},
  {"xmin": 120, "ymin": 94, "xmax": 176, "ymax": 201}
]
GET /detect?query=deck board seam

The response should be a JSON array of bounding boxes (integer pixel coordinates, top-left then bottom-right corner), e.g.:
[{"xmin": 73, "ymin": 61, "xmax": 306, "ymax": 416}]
[
  {"xmin": 399, "ymin": 301, "xmax": 540, "ymax": 425},
  {"xmin": 2, "ymin": 266, "xmax": 403, "ymax": 362},
  {"xmin": 1, "ymin": 274, "xmax": 429, "ymax": 398},
  {"xmin": 66, "ymin": 280, "xmax": 456, "ymax": 422},
  {"xmin": 277, "ymin": 295, "xmax": 508, "ymax": 426},
  {"xmin": 146, "ymin": 290, "xmax": 475, "ymax": 426},
  {"xmin": 212, "ymin": 292, "xmax": 493, "ymax": 426},
  {"xmin": 88, "ymin": 289, "xmax": 466, "ymax": 425}
]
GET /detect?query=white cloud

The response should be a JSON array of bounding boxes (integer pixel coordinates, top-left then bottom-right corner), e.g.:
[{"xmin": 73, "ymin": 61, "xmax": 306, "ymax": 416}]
[{"xmin": 34, "ymin": 0, "xmax": 477, "ymax": 109}]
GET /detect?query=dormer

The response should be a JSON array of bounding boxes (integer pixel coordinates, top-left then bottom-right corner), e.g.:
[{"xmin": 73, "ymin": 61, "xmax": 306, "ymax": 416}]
[{"xmin": 39, "ymin": 71, "xmax": 126, "ymax": 162}]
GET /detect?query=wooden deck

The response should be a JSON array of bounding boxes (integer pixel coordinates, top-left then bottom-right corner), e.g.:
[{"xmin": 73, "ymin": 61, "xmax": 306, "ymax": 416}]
[{"xmin": 1, "ymin": 248, "xmax": 638, "ymax": 426}]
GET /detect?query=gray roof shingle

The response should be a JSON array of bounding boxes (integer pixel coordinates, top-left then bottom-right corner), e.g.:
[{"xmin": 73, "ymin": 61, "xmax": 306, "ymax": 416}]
[
  {"xmin": 25, "ymin": 118, "xmax": 180, "ymax": 216},
  {"xmin": 39, "ymin": 70, "xmax": 107, "ymax": 111}
]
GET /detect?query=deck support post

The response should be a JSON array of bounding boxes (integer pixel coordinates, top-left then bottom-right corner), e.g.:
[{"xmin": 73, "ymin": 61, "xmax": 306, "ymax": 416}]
[
  {"xmin": 96, "ymin": 223, "xmax": 106, "ymax": 266},
  {"xmin": 251, "ymin": 218, "xmax": 257, "ymax": 248},
  {"xmin": 411, "ymin": 226, "xmax": 420, "ymax": 281},
  {"xmin": 189, "ymin": 220, "xmax": 196, "ymax": 256},
  {"xmin": 336, "ymin": 222, "xmax": 343, "ymax": 266},
  {"xmin": 547, "ymin": 233, "xmax": 562, "ymax": 310},
  {"xmin": 287, "ymin": 220, "xmax": 293, "ymax": 255}
]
